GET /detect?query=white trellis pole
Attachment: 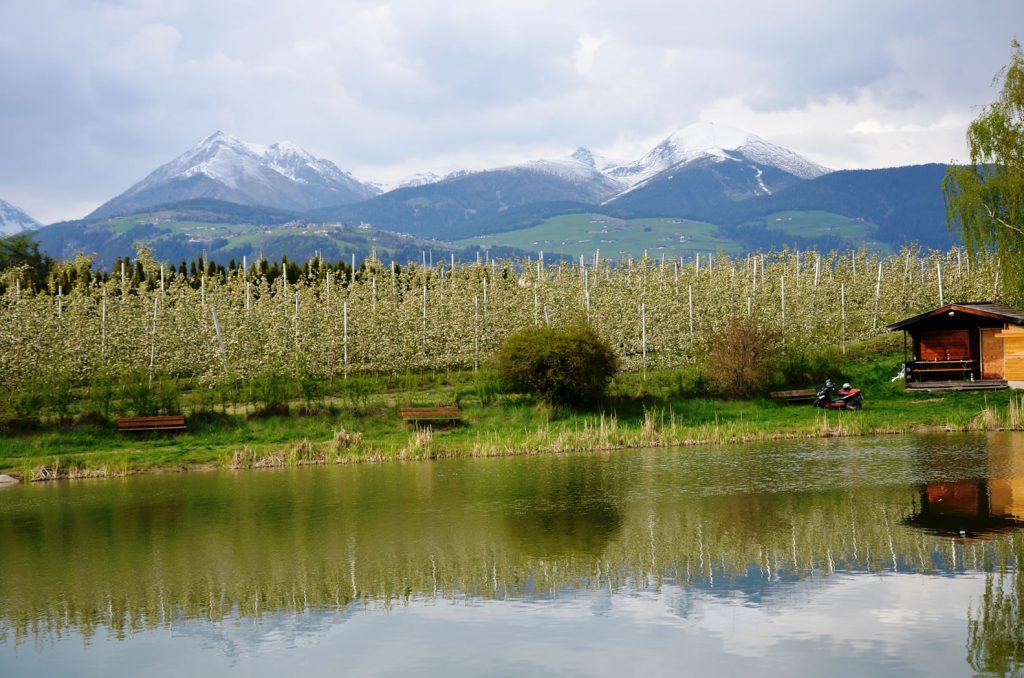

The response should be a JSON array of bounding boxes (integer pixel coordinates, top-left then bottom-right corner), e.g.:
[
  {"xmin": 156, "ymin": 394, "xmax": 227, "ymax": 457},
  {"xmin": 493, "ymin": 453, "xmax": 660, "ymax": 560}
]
[
  {"xmin": 243, "ymin": 256, "xmax": 250, "ymax": 310},
  {"xmin": 872, "ymin": 263, "xmax": 882, "ymax": 330},
  {"xmin": 583, "ymin": 266, "xmax": 590, "ymax": 315},
  {"xmin": 841, "ymin": 282, "xmax": 847, "ymax": 355},
  {"xmin": 211, "ymin": 308, "xmax": 228, "ymax": 371},
  {"xmin": 57, "ymin": 285, "xmax": 62, "ymax": 317},
  {"xmin": 688, "ymin": 285, "xmax": 694, "ymax": 338},
  {"xmin": 937, "ymin": 261, "xmax": 944, "ymax": 306},
  {"xmin": 474, "ymin": 295, "xmax": 480, "ymax": 371},
  {"xmin": 422, "ymin": 283, "xmax": 428, "ymax": 338},
  {"xmin": 148, "ymin": 297, "xmax": 159, "ymax": 386},
  {"xmin": 780, "ymin": 277, "xmax": 785, "ymax": 327},
  {"xmin": 101, "ymin": 288, "xmax": 106, "ymax": 357},
  {"xmin": 641, "ymin": 301, "xmax": 647, "ymax": 372},
  {"xmin": 343, "ymin": 300, "xmax": 349, "ymax": 377}
]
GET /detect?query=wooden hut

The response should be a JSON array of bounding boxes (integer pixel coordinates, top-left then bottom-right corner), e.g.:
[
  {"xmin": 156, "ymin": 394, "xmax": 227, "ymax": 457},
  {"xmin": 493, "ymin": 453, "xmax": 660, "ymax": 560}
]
[{"xmin": 886, "ymin": 302, "xmax": 1024, "ymax": 390}]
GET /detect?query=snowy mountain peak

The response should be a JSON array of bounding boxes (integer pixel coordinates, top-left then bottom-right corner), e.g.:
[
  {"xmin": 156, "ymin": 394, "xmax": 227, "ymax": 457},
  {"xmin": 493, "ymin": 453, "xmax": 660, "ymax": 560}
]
[
  {"xmin": 87, "ymin": 132, "xmax": 380, "ymax": 219},
  {"xmin": 608, "ymin": 122, "xmax": 831, "ymax": 188},
  {"xmin": 662, "ymin": 121, "xmax": 754, "ymax": 156},
  {"xmin": 571, "ymin": 147, "xmax": 597, "ymax": 167},
  {"xmin": 0, "ymin": 199, "xmax": 42, "ymax": 235}
]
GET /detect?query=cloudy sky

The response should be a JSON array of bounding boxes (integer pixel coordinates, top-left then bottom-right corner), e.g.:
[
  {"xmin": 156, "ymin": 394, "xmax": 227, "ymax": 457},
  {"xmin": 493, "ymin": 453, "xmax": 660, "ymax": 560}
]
[{"xmin": 1, "ymin": 0, "xmax": 1021, "ymax": 223}]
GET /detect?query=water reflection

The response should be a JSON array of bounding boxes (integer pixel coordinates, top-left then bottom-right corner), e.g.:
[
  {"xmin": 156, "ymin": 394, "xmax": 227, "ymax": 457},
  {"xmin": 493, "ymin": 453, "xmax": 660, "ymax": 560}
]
[
  {"xmin": 1, "ymin": 434, "xmax": 1023, "ymax": 676},
  {"xmin": 905, "ymin": 432, "xmax": 1024, "ymax": 538}
]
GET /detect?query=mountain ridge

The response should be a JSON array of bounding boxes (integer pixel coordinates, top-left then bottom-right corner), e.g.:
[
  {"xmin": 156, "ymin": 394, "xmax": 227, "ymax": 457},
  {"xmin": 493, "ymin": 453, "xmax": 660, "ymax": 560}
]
[
  {"xmin": 87, "ymin": 131, "xmax": 380, "ymax": 220},
  {"xmin": 0, "ymin": 199, "xmax": 42, "ymax": 236}
]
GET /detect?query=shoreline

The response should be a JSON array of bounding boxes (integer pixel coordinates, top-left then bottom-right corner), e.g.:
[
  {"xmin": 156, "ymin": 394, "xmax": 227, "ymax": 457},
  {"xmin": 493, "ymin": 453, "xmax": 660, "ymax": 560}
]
[{"xmin": 3, "ymin": 405, "xmax": 1018, "ymax": 484}]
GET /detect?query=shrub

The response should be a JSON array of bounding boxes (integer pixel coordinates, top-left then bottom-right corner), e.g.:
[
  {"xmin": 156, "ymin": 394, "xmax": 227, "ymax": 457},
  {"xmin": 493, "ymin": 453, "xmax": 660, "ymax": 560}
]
[
  {"xmin": 251, "ymin": 370, "xmax": 291, "ymax": 415},
  {"xmin": 496, "ymin": 323, "xmax": 618, "ymax": 406},
  {"xmin": 702, "ymin": 316, "xmax": 783, "ymax": 398},
  {"xmin": 119, "ymin": 372, "xmax": 159, "ymax": 416}
]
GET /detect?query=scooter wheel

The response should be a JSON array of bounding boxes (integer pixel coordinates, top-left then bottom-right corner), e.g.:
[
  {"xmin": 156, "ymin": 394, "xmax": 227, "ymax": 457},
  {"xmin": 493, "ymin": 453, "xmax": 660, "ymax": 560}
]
[{"xmin": 845, "ymin": 400, "xmax": 862, "ymax": 411}]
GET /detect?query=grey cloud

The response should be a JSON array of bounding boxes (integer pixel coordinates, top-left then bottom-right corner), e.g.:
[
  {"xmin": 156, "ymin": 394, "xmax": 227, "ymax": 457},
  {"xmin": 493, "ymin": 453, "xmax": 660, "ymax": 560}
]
[{"xmin": 0, "ymin": 0, "xmax": 1021, "ymax": 222}]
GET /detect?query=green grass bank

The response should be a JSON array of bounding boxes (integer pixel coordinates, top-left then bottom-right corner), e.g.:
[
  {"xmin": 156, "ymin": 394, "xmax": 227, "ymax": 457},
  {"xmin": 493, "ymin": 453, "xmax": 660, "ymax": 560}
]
[{"xmin": 2, "ymin": 339, "xmax": 1023, "ymax": 482}]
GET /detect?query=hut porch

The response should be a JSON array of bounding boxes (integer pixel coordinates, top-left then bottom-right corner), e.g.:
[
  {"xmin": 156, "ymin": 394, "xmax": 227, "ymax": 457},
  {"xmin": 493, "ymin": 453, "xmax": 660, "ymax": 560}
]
[{"xmin": 905, "ymin": 378, "xmax": 1008, "ymax": 392}]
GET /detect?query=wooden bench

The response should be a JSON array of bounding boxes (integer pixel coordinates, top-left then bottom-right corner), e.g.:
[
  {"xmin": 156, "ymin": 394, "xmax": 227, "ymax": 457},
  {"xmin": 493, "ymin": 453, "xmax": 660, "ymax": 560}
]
[
  {"xmin": 908, "ymin": 360, "xmax": 974, "ymax": 380},
  {"xmin": 769, "ymin": 388, "xmax": 817, "ymax": 403},
  {"xmin": 116, "ymin": 415, "xmax": 187, "ymax": 432},
  {"xmin": 399, "ymin": 406, "xmax": 462, "ymax": 424}
]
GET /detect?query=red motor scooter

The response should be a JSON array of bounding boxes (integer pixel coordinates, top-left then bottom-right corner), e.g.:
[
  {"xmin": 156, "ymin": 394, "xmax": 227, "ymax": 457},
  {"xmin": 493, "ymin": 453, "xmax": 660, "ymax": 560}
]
[{"xmin": 813, "ymin": 379, "xmax": 863, "ymax": 410}]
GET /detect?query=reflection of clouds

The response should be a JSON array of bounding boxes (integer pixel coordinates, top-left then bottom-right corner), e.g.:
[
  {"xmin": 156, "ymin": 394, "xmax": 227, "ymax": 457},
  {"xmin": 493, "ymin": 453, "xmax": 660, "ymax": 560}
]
[
  {"xmin": 169, "ymin": 606, "xmax": 356, "ymax": 663},
  {"xmin": 6, "ymin": 570, "xmax": 991, "ymax": 677}
]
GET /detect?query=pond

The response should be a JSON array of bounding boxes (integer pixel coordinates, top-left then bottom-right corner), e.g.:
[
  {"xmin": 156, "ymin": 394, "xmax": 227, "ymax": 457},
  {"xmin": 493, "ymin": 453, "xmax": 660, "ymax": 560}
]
[{"xmin": 1, "ymin": 432, "xmax": 1023, "ymax": 676}]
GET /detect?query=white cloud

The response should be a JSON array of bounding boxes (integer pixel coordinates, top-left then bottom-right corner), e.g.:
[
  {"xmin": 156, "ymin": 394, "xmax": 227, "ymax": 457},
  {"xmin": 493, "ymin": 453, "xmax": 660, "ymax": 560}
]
[
  {"xmin": 0, "ymin": 0, "xmax": 1021, "ymax": 222},
  {"xmin": 573, "ymin": 34, "xmax": 608, "ymax": 76}
]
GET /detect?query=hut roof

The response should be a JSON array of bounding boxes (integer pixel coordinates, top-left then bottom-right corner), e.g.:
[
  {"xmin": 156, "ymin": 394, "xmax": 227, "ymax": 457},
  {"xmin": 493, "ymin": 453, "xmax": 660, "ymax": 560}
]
[{"xmin": 886, "ymin": 302, "xmax": 1024, "ymax": 331}]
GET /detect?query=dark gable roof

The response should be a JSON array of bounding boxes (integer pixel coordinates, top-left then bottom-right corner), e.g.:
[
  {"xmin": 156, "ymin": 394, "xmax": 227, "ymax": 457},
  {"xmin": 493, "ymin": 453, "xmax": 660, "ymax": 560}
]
[{"xmin": 886, "ymin": 302, "xmax": 1024, "ymax": 331}]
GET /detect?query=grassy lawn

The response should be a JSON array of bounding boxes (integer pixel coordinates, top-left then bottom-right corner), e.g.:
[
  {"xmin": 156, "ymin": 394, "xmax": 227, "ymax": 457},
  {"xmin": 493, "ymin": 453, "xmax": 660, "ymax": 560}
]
[{"xmin": 2, "ymin": 339, "xmax": 1020, "ymax": 482}]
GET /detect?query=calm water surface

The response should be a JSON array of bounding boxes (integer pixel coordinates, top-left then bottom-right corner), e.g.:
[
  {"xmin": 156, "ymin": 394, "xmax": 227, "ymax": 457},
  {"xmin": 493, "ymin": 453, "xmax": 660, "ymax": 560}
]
[{"xmin": 2, "ymin": 432, "xmax": 1023, "ymax": 676}]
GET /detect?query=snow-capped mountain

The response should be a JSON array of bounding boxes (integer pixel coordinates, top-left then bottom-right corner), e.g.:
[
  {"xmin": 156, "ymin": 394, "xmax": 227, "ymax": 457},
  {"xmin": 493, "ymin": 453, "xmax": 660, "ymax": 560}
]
[
  {"xmin": 607, "ymin": 122, "xmax": 830, "ymax": 192},
  {"xmin": 500, "ymin": 151, "xmax": 626, "ymax": 200},
  {"xmin": 570, "ymin": 146, "xmax": 625, "ymax": 174},
  {"xmin": 383, "ymin": 169, "xmax": 473, "ymax": 191},
  {"xmin": 87, "ymin": 131, "xmax": 380, "ymax": 220},
  {"xmin": 0, "ymin": 199, "xmax": 42, "ymax": 235}
]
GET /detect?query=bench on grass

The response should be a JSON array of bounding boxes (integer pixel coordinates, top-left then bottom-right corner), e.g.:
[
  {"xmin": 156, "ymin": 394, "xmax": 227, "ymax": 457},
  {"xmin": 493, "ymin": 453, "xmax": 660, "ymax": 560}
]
[
  {"xmin": 769, "ymin": 388, "xmax": 817, "ymax": 403},
  {"xmin": 399, "ymin": 406, "xmax": 462, "ymax": 424},
  {"xmin": 116, "ymin": 415, "xmax": 187, "ymax": 432}
]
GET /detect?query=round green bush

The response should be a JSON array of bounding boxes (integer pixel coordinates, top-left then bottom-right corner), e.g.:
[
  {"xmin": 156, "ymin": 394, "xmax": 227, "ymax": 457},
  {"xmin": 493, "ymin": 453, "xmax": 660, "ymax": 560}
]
[{"xmin": 496, "ymin": 324, "xmax": 618, "ymax": 405}]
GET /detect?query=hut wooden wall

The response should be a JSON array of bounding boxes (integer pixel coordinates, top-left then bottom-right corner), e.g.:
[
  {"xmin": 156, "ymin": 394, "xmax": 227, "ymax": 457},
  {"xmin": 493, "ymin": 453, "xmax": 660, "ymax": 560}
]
[
  {"xmin": 918, "ymin": 329, "xmax": 971, "ymax": 360},
  {"xmin": 997, "ymin": 325, "xmax": 1024, "ymax": 381},
  {"xmin": 981, "ymin": 328, "xmax": 1005, "ymax": 379}
]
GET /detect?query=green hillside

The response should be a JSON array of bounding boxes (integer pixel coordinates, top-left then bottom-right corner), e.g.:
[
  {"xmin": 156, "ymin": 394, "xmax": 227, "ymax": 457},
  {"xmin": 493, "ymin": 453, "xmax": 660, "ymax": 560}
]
[
  {"xmin": 35, "ymin": 201, "xmax": 453, "ymax": 266},
  {"xmin": 457, "ymin": 214, "xmax": 737, "ymax": 260},
  {"xmin": 457, "ymin": 210, "xmax": 887, "ymax": 260}
]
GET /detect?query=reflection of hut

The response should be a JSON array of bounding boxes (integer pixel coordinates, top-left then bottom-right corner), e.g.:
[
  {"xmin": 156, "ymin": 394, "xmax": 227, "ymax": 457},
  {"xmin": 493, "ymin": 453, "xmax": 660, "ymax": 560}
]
[
  {"xmin": 886, "ymin": 302, "xmax": 1024, "ymax": 390},
  {"xmin": 906, "ymin": 480, "xmax": 1024, "ymax": 538}
]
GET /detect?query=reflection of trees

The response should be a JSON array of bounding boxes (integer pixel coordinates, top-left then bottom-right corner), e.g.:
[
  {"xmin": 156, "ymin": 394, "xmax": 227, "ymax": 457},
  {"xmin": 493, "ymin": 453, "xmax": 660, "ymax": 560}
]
[
  {"xmin": 968, "ymin": 533, "xmax": 1023, "ymax": 676},
  {"xmin": 496, "ymin": 456, "xmax": 622, "ymax": 558},
  {"xmin": 0, "ymin": 454, "xmax": 1015, "ymax": 643}
]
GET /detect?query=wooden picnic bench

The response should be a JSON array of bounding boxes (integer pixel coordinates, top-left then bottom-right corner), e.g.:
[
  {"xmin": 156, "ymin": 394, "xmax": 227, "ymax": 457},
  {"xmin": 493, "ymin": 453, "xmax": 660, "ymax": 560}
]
[
  {"xmin": 908, "ymin": 359, "xmax": 974, "ymax": 380},
  {"xmin": 116, "ymin": 415, "xmax": 187, "ymax": 432},
  {"xmin": 399, "ymin": 406, "xmax": 462, "ymax": 425},
  {"xmin": 769, "ymin": 388, "xmax": 818, "ymax": 403}
]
